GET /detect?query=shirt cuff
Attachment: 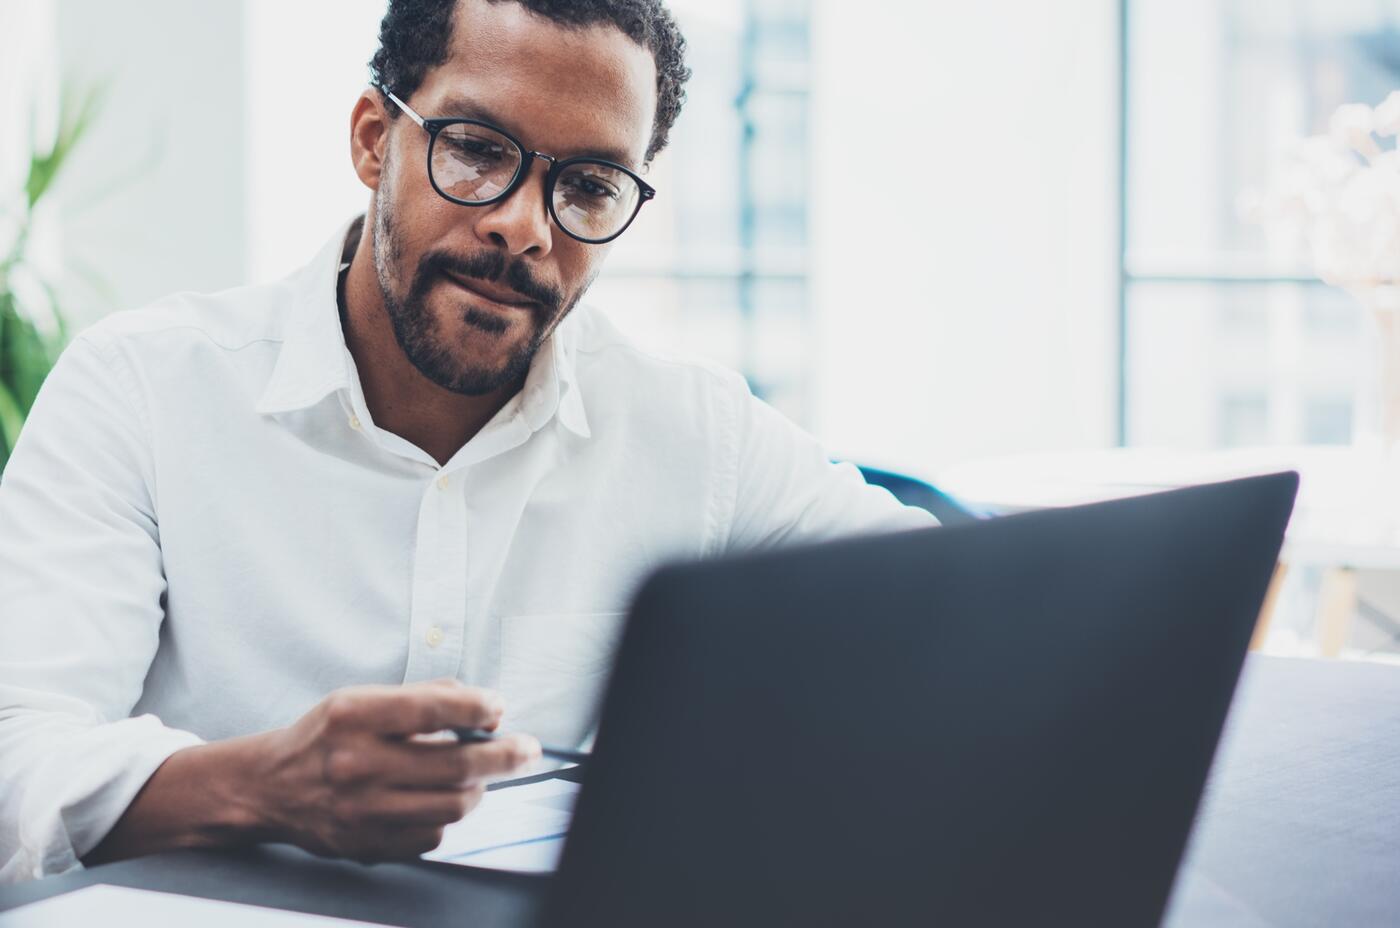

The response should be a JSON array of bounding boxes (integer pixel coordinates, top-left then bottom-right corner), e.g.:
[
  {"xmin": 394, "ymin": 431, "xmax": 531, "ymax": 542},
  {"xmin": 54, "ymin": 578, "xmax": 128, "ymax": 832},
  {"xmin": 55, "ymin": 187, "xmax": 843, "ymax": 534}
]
[{"xmin": 10, "ymin": 714, "xmax": 204, "ymax": 882}]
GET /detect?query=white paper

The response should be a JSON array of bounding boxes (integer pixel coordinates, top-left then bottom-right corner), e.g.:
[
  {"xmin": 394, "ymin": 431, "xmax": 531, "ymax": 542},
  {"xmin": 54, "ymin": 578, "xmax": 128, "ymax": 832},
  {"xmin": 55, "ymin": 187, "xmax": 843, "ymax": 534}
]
[
  {"xmin": 422, "ymin": 778, "xmax": 579, "ymax": 873},
  {"xmin": 0, "ymin": 884, "xmax": 390, "ymax": 928}
]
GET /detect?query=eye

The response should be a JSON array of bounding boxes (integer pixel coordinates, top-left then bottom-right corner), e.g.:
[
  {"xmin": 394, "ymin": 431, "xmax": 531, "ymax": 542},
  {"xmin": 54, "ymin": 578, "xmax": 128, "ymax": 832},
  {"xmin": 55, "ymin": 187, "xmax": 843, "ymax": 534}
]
[
  {"xmin": 441, "ymin": 128, "xmax": 511, "ymax": 166},
  {"xmin": 454, "ymin": 136, "xmax": 505, "ymax": 159},
  {"xmin": 562, "ymin": 172, "xmax": 621, "ymax": 201}
]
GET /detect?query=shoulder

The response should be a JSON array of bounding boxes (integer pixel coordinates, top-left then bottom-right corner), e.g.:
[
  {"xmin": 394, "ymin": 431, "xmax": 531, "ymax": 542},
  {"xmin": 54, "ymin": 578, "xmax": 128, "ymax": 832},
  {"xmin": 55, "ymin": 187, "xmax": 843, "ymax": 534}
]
[
  {"xmin": 76, "ymin": 276, "xmax": 299, "ymax": 359},
  {"xmin": 567, "ymin": 305, "xmax": 750, "ymax": 406}
]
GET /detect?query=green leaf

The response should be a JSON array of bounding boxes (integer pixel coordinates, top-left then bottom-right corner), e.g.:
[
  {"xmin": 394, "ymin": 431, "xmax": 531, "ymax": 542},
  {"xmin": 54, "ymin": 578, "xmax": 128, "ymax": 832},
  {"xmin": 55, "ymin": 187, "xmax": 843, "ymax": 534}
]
[
  {"xmin": 25, "ymin": 81, "xmax": 107, "ymax": 210},
  {"xmin": 0, "ymin": 287, "xmax": 54, "ymax": 416},
  {"xmin": 2, "ymin": 75, "xmax": 109, "ymax": 475},
  {"xmin": 31, "ymin": 275, "xmax": 70, "ymax": 349},
  {"xmin": 0, "ymin": 377, "xmax": 24, "ymax": 457}
]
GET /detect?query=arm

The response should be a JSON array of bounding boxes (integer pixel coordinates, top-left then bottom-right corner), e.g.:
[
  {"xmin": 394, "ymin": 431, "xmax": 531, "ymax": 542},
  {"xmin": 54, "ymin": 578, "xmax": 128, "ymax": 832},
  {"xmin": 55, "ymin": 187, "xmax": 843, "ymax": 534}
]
[
  {"xmin": 87, "ymin": 680, "xmax": 540, "ymax": 866},
  {"xmin": 0, "ymin": 335, "xmax": 202, "ymax": 881},
  {"xmin": 0, "ymin": 338, "xmax": 538, "ymax": 879},
  {"xmin": 724, "ymin": 383, "xmax": 936, "ymax": 553}
]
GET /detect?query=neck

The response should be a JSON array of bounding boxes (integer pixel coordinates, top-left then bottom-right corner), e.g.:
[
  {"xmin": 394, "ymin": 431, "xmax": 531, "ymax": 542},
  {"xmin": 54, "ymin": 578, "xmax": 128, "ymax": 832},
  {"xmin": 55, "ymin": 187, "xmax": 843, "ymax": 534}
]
[{"xmin": 340, "ymin": 218, "xmax": 516, "ymax": 466}]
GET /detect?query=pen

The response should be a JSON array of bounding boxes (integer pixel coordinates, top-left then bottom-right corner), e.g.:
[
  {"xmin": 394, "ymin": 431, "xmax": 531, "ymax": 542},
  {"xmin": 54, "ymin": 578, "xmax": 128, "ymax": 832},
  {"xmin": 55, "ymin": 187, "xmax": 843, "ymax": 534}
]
[{"xmin": 453, "ymin": 727, "xmax": 591, "ymax": 766}]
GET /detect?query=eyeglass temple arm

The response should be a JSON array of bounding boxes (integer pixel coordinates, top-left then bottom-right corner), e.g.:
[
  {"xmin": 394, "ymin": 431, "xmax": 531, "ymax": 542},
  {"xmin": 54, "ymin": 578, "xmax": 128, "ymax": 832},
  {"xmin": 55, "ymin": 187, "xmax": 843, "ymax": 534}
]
[{"xmin": 376, "ymin": 84, "xmax": 426, "ymax": 129}]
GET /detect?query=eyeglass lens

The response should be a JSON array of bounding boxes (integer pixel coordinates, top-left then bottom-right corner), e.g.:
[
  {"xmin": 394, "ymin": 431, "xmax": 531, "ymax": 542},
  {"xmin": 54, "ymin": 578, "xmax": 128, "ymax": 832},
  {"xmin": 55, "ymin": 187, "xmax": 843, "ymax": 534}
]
[{"xmin": 431, "ymin": 122, "xmax": 642, "ymax": 241}]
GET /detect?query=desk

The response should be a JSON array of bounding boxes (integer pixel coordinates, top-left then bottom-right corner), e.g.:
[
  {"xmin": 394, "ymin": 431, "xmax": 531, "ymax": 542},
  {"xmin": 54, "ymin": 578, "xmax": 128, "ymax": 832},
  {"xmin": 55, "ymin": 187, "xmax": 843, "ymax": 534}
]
[
  {"xmin": 3, "ymin": 658, "xmax": 1398, "ymax": 927},
  {"xmin": 938, "ymin": 446, "xmax": 1400, "ymax": 655},
  {"xmin": 1163, "ymin": 656, "xmax": 1400, "ymax": 926}
]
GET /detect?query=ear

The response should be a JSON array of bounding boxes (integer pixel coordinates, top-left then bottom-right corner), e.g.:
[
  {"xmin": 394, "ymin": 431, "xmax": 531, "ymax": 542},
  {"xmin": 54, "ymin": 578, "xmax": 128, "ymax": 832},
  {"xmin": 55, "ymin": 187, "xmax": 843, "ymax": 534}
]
[{"xmin": 350, "ymin": 89, "xmax": 390, "ymax": 191}]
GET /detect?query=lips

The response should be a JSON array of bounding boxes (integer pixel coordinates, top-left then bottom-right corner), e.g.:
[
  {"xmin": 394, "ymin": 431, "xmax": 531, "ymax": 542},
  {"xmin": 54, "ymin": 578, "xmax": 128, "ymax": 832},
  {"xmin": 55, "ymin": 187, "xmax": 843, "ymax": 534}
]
[{"xmin": 440, "ymin": 271, "xmax": 534, "ymax": 312}]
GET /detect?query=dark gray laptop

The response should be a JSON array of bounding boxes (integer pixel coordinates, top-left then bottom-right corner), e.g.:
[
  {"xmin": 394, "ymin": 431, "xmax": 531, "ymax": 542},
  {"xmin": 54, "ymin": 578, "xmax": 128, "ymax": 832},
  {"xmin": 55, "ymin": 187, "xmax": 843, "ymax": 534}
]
[{"xmin": 537, "ymin": 473, "xmax": 1298, "ymax": 927}]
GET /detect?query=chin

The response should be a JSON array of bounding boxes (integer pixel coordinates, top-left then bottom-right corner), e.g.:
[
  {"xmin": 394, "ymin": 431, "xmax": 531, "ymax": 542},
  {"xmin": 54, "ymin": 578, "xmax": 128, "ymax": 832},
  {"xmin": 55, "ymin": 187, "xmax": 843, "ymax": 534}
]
[{"xmin": 440, "ymin": 341, "xmax": 536, "ymax": 396}]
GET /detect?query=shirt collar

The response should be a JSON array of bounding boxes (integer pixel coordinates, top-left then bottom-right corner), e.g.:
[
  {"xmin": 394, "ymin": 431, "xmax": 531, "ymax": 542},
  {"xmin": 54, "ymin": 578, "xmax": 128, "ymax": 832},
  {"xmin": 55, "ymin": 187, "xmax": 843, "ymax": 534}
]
[
  {"xmin": 255, "ymin": 217, "xmax": 358, "ymax": 416},
  {"xmin": 520, "ymin": 312, "xmax": 591, "ymax": 439},
  {"xmin": 256, "ymin": 216, "xmax": 590, "ymax": 440}
]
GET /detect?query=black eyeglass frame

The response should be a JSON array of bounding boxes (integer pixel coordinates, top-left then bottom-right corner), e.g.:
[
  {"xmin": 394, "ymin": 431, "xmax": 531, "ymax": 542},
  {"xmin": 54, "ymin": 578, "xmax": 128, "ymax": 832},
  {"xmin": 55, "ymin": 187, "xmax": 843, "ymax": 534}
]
[{"xmin": 377, "ymin": 85, "xmax": 656, "ymax": 245}]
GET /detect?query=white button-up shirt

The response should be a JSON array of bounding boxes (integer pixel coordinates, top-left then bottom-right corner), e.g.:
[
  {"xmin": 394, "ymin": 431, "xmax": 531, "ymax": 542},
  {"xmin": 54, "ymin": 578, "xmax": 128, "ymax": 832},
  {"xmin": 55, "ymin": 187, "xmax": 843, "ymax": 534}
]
[{"xmin": 0, "ymin": 219, "xmax": 932, "ymax": 881}]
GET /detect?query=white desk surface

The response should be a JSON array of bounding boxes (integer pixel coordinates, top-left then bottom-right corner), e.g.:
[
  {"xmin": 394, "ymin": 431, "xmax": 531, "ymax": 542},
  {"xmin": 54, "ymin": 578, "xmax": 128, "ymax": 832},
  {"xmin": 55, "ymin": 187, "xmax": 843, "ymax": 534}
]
[{"xmin": 938, "ymin": 445, "xmax": 1400, "ymax": 570}]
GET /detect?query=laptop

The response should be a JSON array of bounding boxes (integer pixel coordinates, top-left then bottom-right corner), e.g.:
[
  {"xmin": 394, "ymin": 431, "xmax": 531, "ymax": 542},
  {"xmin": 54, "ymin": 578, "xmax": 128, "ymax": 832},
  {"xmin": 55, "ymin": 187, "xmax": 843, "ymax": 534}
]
[{"xmin": 535, "ymin": 472, "xmax": 1298, "ymax": 926}]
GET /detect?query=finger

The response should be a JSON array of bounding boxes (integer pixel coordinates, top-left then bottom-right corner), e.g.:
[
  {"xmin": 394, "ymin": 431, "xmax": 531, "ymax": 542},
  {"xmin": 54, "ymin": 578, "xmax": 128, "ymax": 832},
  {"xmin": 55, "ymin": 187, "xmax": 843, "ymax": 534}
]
[
  {"xmin": 320, "ymin": 682, "xmax": 504, "ymax": 736},
  {"xmin": 427, "ymin": 678, "xmax": 500, "ymax": 732},
  {"xmin": 360, "ymin": 785, "xmax": 487, "ymax": 826},
  {"xmin": 349, "ymin": 826, "xmax": 449, "ymax": 863},
  {"xmin": 396, "ymin": 736, "xmax": 542, "ymax": 788},
  {"xmin": 323, "ymin": 735, "xmax": 542, "ymax": 789},
  {"xmin": 394, "ymin": 825, "xmax": 451, "ymax": 859},
  {"xmin": 464, "ymin": 734, "xmax": 543, "ymax": 781}
]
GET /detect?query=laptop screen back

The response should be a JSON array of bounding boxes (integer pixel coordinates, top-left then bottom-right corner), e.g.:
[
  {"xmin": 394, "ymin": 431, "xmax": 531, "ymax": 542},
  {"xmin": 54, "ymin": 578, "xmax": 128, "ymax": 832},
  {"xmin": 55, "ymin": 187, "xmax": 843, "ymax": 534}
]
[{"xmin": 543, "ymin": 473, "xmax": 1297, "ymax": 927}]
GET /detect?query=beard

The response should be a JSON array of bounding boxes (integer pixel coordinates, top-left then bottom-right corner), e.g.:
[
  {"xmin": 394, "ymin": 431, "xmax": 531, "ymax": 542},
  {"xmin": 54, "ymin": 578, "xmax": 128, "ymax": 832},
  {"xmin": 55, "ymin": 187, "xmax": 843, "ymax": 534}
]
[{"xmin": 371, "ymin": 170, "xmax": 585, "ymax": 397}]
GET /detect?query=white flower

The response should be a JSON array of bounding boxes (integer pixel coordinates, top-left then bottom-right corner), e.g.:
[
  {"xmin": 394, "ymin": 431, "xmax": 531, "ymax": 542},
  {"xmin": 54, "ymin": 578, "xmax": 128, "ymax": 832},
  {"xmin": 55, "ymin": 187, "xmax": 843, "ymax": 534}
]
[
  {"xmin": 1373, "ymin": 149, "xmax": 1400, "ymax": 174},
  {"xmin": 1248, "ymin": 96, "xmax": 1400, "ymax": 286},
  {"xmin": 1331, "ymin": 103, "xmax": 1381, "ymax": 160},
  {"xmin": 1374, "ymin": 90, "xmax": 1400, "ymax": 136},
  {"xmin": 1297, "ymin": 135, "xmax": 1357, "ymax": 187}
]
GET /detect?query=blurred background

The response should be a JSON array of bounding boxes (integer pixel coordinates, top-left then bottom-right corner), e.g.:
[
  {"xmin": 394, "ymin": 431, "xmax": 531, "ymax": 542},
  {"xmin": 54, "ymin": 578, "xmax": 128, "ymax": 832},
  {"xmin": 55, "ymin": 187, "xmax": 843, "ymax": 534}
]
[
  {"xmin": 8, "ymin": 0, "xmax": 1400, "ymax": 659},
  {"xmin": 0, "ymin": 0, "xmax": 1116, "ymax": 469}
]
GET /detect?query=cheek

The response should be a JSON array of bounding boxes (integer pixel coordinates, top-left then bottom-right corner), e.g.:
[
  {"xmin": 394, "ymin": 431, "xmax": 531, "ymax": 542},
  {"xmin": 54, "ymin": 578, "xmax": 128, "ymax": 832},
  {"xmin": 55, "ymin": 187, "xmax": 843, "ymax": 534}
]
[
  {"xmin": 402, "ymin": 199, "xmax": 464, "ymax": 256},
  {"xmin": 559, "ymin": 241, "xmax": 610, "ymax": 296},
  {"xmin": 384, "ymin": 151, "xmax": 460, "ymax": 242}
]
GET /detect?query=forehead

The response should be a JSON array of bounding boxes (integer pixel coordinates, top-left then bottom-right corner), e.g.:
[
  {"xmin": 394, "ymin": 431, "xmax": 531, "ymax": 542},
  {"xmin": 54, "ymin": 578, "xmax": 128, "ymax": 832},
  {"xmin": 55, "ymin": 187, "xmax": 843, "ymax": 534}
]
[{"xmin": 413, "ymin": 0, "xmax": 659, "ymax": 167}]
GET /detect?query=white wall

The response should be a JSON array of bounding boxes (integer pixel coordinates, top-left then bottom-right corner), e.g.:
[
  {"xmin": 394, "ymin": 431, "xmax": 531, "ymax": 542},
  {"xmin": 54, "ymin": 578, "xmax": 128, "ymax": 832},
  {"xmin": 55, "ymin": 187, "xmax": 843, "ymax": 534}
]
[
  {"xmin": 52, "ymin": 0, "xmax": 248, "ymax": 325},
  {"xmin": 1, "ymin": 0, "xmax": 59, "ymax": 322},
  {"xmin": 0, "ymin": 1, "xmax": 57, "ymax": 215},
  {"xmin": 43, "ymin": 0, "xmax": 385, "ymax": 319},
  {"xmin": 244, "ymin": 0, "xmax": 388, "ymax": 284},
  {"xmin": 809, "ymin": 1, "xmax": 1119, "ymax": 476}
]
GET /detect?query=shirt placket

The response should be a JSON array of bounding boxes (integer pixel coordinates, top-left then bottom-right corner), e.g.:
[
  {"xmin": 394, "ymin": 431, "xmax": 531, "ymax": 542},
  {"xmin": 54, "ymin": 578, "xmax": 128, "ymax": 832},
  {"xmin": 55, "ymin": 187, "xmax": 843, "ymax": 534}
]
[{"xmin": 403, "ymin": 467, "xmax": 470, "ymax": 682}]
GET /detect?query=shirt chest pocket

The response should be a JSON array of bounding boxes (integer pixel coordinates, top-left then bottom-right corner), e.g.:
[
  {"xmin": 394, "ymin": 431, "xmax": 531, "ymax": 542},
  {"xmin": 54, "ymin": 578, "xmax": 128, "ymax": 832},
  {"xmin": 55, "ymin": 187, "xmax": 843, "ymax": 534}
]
[{"xmin": 496, "ymin": 611, "xmax": 626, "ymax": 749}]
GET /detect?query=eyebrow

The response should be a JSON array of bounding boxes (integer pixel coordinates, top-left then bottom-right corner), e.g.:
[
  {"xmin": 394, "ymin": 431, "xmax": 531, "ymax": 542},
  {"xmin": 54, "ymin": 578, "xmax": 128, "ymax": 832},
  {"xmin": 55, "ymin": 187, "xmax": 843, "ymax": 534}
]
[{"xmin": 435, "ymin": 94, "xmax": 640, "ymax": 169}]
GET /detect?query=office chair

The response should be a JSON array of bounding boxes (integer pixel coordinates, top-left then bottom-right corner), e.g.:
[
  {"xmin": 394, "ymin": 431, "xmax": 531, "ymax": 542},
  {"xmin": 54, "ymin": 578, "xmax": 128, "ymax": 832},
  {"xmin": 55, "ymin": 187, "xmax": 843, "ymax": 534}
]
[{"xmin": 855, "ymin": 465, "xmax": 981, "ymax": 526}]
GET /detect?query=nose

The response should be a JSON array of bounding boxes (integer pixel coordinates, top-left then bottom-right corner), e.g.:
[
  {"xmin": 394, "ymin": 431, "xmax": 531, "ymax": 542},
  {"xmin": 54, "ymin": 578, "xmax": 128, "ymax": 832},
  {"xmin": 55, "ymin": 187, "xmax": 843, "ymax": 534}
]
[{"xmin": 473, "ymin": 158, "xmax": 554, "ymax": 258}]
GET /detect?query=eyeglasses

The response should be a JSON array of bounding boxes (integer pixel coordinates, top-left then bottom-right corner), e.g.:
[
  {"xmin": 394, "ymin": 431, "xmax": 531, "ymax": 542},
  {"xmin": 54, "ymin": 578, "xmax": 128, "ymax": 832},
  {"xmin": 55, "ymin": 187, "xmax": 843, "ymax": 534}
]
[{"xmin": 377, "ymin": 85, "xmax": 656, "ymax": 245}]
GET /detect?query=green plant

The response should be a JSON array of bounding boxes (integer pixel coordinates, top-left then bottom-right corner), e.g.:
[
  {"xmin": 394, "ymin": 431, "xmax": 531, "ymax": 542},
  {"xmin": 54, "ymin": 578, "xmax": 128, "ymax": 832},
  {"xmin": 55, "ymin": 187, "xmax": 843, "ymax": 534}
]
[{"xmin": 0, "ymin": 82, "xmax": 104, "ymax": 474}]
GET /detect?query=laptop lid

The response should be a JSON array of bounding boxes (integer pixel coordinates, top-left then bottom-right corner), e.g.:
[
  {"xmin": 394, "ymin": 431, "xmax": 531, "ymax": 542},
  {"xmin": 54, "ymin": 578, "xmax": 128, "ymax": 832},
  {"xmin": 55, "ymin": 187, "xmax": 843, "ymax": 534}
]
[{"xmin": 542, "ymin": 472, "xmax": 1298, "ymax": 927}]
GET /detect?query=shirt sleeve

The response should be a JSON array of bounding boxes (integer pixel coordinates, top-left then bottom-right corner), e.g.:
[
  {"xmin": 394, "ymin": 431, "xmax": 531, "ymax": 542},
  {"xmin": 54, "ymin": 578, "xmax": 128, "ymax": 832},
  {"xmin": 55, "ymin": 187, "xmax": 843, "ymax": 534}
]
[
  {"xmin": 722, "ymin": 377, "xmax": 937, "ymax": 552},
  {"xmin": 0, "ymin": 335, "xmax": 203, "ymax": 883}
]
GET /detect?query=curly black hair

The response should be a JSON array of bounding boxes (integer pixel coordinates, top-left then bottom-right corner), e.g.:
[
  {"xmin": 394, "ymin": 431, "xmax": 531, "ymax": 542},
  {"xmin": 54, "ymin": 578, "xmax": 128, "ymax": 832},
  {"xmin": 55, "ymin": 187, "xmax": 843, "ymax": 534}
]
[{"xmin": 368, "ymin": 0, "xmax": 690, "ymax": 164}]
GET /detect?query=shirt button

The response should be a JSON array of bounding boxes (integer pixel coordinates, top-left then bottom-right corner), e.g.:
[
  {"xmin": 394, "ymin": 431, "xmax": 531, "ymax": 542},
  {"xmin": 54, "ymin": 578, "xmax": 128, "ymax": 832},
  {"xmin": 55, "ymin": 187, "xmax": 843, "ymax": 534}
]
[
  {"xmin": 436, "ymin": 474, "xmax": 450, "ymax": 490},
  {"xmin": 348, "ymin": 415, "xmax": 362, "ymax": 431},
  {"xmin": 426, "ymin": 626, "xmax": 445, "ymax": 648}
]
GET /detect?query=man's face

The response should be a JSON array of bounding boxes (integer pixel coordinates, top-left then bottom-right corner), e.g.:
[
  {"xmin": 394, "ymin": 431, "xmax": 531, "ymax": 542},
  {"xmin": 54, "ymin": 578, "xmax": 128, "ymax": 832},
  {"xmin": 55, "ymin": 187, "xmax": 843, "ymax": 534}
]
[{"xmin": 370, "ymin": 0, "xmax": 658, "ymax": 396}]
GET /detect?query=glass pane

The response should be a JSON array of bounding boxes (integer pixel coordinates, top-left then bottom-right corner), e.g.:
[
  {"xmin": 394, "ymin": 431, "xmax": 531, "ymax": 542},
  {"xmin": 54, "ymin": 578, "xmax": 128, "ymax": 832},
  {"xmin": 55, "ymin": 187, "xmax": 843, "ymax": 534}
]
[
  {"xmin": 552, "ymin": 162, "xmax": 642, "ymax": 241},
  {"xmin": 1126, "ymin": 281, "xmax": 1362, "ymax": 447},
  {"xmin": 747, "ymin": 92, "xmax": 808, "ymax": 267},
  {"xmin": 584, "ymin": 274, "xmax": 810, "ymax": 423},
  {"xmin": 591, "ymin": 0, "xmax": 813, "ymax": 426},
  {"xmin": 431, "ymin": 123, "xmax": 519, "ymax": 202},
  {"xmin": 751, "ymin": 0, "xmax": 810, "ymax": 88},
  {"xmin": 749, "ymin": 277, "xmax": 810, "ymax": 420},
  {"xmin": 1127, "ymin": 0, "xmax": 1400, "ymax": 275}
]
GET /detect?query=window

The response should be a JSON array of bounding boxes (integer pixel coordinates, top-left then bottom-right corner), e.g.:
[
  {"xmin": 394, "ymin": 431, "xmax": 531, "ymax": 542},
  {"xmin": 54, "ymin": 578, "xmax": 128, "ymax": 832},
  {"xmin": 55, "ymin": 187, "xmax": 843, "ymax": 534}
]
[
  {"xmin": 592, "ymin": 0, "xmax": 813, "ymax": 423},
  {"xmin": 1123, "ymin": 0, "xmax": 1400, "ymax": 447}
]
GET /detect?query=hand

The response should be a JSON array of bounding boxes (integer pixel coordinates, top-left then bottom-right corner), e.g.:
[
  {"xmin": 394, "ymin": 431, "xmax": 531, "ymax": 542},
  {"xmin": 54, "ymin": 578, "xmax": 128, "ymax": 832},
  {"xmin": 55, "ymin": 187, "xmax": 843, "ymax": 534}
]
[{"xmin": 248, "ymin": 678, "xmax": 540, "ymax": 862}]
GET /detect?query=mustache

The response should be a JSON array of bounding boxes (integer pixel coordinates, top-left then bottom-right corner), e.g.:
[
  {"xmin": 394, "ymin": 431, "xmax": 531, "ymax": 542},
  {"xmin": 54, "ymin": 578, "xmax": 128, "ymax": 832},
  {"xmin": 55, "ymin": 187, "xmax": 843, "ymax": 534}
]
[{"xmin": 415, "ymin": 249, "xmax": 563, "ymax": 311}]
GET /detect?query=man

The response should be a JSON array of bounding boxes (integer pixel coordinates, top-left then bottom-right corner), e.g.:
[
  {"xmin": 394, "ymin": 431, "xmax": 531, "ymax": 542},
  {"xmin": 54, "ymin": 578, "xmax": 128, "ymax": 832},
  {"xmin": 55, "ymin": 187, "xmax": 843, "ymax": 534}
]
[{"xmin": 0, "ymin": 0, "xmax": 930, "ymax": 881}]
